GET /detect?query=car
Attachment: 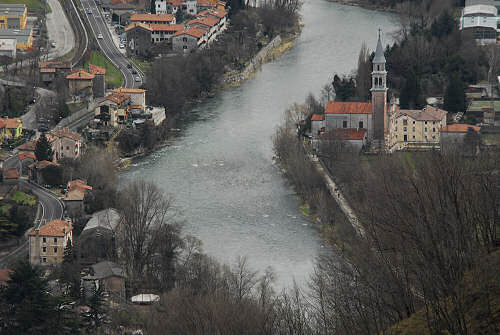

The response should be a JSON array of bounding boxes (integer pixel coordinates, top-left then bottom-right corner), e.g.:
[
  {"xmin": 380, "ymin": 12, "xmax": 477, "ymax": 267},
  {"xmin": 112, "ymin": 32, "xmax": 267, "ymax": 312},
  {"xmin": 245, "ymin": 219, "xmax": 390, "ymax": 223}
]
[
  {"xmin": 87, "ymin": 9, "xmax": 92, "ymax": 14},
  {"xmin": 127, "ymin": 64, "xmax": 132, "ymax": 69},
  {"xmin": 132, "ymin": 69, "xmax": 137, "ymax": 74},
  {"xmin": 119, "ymin": 44, "xmax": 124, "ymax": 49},
  {"xmin": 97, "ymin": 33, "xmax": 103, "ymax": 39},
  {"xmin": 135, "ymin": 76, "xmax": 141, "ymax": 82},
  {"xmin": 51, "ymin": 42, "xmax": 56, "ymax": 48}
]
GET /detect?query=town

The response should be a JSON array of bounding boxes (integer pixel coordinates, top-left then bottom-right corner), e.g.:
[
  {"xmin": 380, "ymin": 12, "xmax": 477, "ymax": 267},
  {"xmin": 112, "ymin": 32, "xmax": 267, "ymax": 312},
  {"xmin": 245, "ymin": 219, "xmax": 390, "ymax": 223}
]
[{"xmin": 0, "ymin": 0, "xmax": 499, "ymax": 334}]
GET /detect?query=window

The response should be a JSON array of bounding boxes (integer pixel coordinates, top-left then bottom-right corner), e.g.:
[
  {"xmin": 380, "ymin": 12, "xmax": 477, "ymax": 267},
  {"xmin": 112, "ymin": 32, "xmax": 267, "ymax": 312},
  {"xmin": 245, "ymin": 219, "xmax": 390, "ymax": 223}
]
[
  {"xmin": 182, "ymin": 37, "xmax": 187, "ymax": 42},
  {"xmin": 404, "ymin": 135, "xmax": 407, "ymax": 142},
  {"xmin": 42, "ymin": 257, "xmax": 47, "ymax": 263},
  {"xmin": 42, "ymin": 247, "xmax": 46, "ymax": 253},
  {"xmin": 403, "ymin": 127, "xmax": 407, "ymax": 132},
  {"xmin": 413, "ymin": 121, "xmax": 415, "ymax": 124},
  {"xmin": 403, "ymin": 119, "xmax": 408, "ymax": 126},
  {"xmin": 433, "ymin": 128, "xmax": 435, "ymax": 132},
  {"xmin": 54, "ymin": 238, "xmax": 57, "ymax": 243},
  {"xmin": 413, "ymin": 135, "xmax": 415, "ymax": 139},
  {"xmin": 66, "ymin": 146, "xmax": 69, "ymax": 150},
  {"xmin": 412, "ymin": 127, "xmax": 415, "ymax": 132},
  {"xmin": 54, "ymin": 247, "xmax": 58, "ymax": 253},
  {"xmin": 433, "ymin": 121, "xmax": 435, "ymax": 125},
  {"xmin": 432, "ymin": 135, "xmax": 436, "ymax": 139},
  {"xmin": 425, "ymin": 121, "xmax": 428, "ymax": 125},
  {"xmin": 342, "ymin": 121, "xmax": 348, "ymax": 128},
  {"xmin": 395, "ymin": 127, "xmax": 397, "ymax": 132},
  {"xmin": 183, "ymin": 45, "xmax": 187, "ymax": 49},
  {"xmin": 424, "ymin": 127, "xmax": 428, "ymax": 132},
  {"xmin": 359, "ymin": 121, "xmax": 364, "ymax": 128},
  {"xmin": 42, "ymin": 237, "xmax": 46, "ymax": 243},
  {"xmin": 377, "ymin": 65, "xmax": 380, "ymax": 71}
]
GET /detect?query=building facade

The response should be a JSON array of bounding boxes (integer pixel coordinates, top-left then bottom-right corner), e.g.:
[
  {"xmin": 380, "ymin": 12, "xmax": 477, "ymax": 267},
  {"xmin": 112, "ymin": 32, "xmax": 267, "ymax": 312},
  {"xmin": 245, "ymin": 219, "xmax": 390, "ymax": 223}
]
[
  {"xmin": 29, "ymin": 220, "xmax": 73, "ymax": 266},
  {"xmin": 47, "ymin": 128, "xmax": 84, "ymax": 162}
]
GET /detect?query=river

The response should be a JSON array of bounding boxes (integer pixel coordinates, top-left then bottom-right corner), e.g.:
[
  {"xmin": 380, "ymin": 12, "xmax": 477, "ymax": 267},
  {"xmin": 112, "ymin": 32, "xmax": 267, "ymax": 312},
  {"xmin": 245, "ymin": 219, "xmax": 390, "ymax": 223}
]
[{"xmin": 122, "ymin": 0, "xmax": 396, "ymax": 288}]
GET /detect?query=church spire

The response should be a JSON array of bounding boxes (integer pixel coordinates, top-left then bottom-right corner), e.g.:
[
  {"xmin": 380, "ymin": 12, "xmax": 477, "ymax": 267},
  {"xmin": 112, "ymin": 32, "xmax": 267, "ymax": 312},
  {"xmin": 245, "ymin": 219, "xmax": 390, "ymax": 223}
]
[{"xmin": 373, "ymin": 29, "xmax": 386, "ymax": 64}]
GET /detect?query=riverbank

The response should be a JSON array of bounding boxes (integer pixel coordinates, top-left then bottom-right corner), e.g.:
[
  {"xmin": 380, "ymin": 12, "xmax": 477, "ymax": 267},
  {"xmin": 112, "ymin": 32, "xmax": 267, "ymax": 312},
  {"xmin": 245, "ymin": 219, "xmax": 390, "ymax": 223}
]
[{"xmin": 326, "ymin": 0, "xmax": 398, "ymax": 13}]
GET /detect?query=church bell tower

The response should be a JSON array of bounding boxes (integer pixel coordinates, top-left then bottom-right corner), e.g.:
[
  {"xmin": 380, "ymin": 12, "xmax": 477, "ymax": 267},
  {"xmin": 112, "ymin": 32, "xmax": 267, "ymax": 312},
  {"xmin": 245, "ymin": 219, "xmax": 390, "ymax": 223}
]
[{"xmin": 371, "ymin": 30, "xmax": 388, "ymax": 143}]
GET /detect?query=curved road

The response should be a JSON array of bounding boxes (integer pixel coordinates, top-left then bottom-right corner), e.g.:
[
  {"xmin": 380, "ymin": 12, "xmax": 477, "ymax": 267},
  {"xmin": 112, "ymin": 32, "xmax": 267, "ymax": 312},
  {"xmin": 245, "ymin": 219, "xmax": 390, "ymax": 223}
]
[
  {"xmin": 80, "ymin": 0, "xmax": 143, "ymax": 89},
  {"xmin": 0, "ymin": 157, "xmax": 64, "ymax": 268}
]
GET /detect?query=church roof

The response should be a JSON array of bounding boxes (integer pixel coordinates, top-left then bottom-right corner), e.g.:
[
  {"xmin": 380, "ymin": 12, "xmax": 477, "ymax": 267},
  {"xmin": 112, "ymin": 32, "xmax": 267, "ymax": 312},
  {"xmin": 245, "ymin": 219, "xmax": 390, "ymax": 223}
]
[
  {"xmin": 373, "ymin": 33, "xmax": 386, "ymax": 64},
  {"xmin": 325, "ymin": 102, "xmax": 372, "ymax": 115}
]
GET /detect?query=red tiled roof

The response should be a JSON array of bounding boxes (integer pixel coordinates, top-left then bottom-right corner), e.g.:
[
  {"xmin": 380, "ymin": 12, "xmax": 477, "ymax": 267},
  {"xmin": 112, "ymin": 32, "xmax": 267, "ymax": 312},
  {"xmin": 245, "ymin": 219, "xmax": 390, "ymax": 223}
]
[
  {"xmin": 441, "ymin": 124, "xmax": 481, "ymax": 133},
  {"xmin": 125, "ymin": 22, "xmax": 153, "ymax": 32},
  {"xmin": 88, "ymin": 64, "xmax": 106, "ymax": 75},
  {"xmin": 39, "ymin": 61, "xmax": 72, "ymax": 70},
  {"xmin": 50, "ymin": 128, "xmax": 82, "ymax": 142},
  {"xmin": 395, "ymin": 105, "xmax": 447, "ymax": 121},
  {"xmin": 40, "ymin": 68, "xmax": 56, "ymax": 73},
  {"xmin": 102, "ymin": 92, "xmax": 131, "ymax": 105},
  {"xmin": 66, "ymin": 70, "xmax": 95, "ymax": 80},
  {"xmin": 130, "ymin": 13, "xmax": 174, "ymax": 22},
  {"xmin": 188, "ymin": 16, "xmax": 219, "ymax": 27},
  {"xmin": 197, "ymin": 8, "xmax": 227, "ymax": 19},
  {"xmin": 113, "ymin": 88, "xmax": 146, "ymax": 94},
  {"xmin": 29, "ymin": 220, "xmax": 73, "ymax": 237},
  {"xmin": 0, "ymin": 118, "xmax": 21, "ymax": 129},
  {"xmin": 18, "ymin": 140, "xmax": 36, "ymax": 152},
  {"xmin": 0, "ymin": 269, "xmax": 13, "ymax": 285},
  {"xmin": 173, "ymin": 27, "xmax": 206, "ymax": 38},
  {"xmin": 18, "ymin": 152, "xmax": 36, "ymax": 161},
  {"xmin": 167, "ymin": 0, "xmax": 182, "ymax": 6},
  {"xmin": 197, "ymin": 0, "xmax": 216, "ymax": 7},
  {"xmin": 320, "ymin": 128, "xmax": 367, "ymax": 141},
  {"xmin": 33, "ymin": 160, "xmax": 56, "ymax": 169},
  {"xmin": 150, "ymin": 23, "xmax": 184, "ymax": 32},
  {"xmin": 67, "ymin": 179, "xmax": 93, "ymax": 192},
  {"xmin": 3, "ymin": 168, "xmax": 18, "ymax": 180},
  {"xmin": 325, "ymin": 102, "xmax": 372, "ymax": 115},
  {"xmin": 311, "ymin": 114, "xmax": 324, "ymax": 121}
]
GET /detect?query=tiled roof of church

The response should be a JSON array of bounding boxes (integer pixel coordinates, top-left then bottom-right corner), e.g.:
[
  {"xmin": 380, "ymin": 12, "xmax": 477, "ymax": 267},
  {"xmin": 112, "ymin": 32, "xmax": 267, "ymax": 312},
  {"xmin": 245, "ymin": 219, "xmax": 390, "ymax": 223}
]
[{"xmin": 325, "ymin": 102, "xmax": 372, "ymax": 115}]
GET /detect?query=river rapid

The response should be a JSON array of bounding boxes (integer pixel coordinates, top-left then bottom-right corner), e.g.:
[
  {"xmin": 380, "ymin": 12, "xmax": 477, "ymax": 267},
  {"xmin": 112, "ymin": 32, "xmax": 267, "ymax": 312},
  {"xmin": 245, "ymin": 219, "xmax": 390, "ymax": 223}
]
[{"xmin": 122, "ymin": 0, "xmax": 396, "ymax": 288}]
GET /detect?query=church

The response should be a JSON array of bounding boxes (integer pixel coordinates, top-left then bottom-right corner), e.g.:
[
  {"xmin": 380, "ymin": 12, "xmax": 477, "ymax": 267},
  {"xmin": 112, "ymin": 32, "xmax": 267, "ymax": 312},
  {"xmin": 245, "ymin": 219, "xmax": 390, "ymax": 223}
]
[{"xmin": 311, "ymin": 34, "xmax": 448, "ymax": 153}]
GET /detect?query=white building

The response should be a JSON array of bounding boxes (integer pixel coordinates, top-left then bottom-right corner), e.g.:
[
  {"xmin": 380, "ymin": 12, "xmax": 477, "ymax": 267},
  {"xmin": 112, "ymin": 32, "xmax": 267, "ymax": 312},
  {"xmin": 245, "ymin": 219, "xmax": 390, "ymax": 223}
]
[
  {"xmin": 0, "ymin": 38, "xmax": 16, "ymax": 58},
  {"xmin": 460, "ymin": 5, "xmax": 499, "ymax": 44}
]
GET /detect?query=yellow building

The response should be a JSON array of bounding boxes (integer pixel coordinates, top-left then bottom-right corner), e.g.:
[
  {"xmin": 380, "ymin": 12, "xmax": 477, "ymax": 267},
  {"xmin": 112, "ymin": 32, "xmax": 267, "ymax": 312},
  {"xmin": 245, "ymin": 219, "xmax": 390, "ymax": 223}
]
[
  {"xmin": 0, "ymin": 117, "xmax": 22, "ymax": 140},
  {"xmin": 0, "ymin": 4, "xmax": 27, "ymax": 29},
  {"xmin": 389, "ymin": 105, "xmax": 447, "ymax": 151}
]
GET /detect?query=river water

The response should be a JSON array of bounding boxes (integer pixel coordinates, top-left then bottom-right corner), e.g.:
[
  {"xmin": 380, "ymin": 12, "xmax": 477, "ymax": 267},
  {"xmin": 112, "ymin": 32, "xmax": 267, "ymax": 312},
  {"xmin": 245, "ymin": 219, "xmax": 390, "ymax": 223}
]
[{"xmin": 122, "ymin": 0, "xmax": 396, "ymax": 288}]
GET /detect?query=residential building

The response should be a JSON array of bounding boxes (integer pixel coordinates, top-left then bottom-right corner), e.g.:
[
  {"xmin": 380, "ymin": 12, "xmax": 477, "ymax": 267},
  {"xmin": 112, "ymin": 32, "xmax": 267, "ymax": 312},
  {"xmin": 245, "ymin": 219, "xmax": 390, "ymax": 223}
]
[
  {"xmin": 466, "ymin": 0, "xmax": 500, "ymax": 10},
  {"xmin": 125, "ymin": 22, "xmax": 184, "ymax": 56},
  {"xmin": 113, "ymin": 88, "xmax": 146, "ymax": 107},
  {"xmin": 130, "ymin": 13, "xmax": 176, "ymax": 25},
  {"xmin": 66, "ymin": 69, "xmax": 95, "ymax": 96},
  {"xmin": 0, "ymin": 28, "xmax": 33, "ymax": 50},
  {"xmin": 441, "ymin": 124, "xmax": 482, "ymax": 155},
  {"xmin": 18, "ymin": 152, "xmax": 36, "ymax": 175},
  {"xmin": 81, "ymin": 261, "xmax": 126, "ymax": 300},
  {"xmin": 64, "ymin": 179, "xmax": 93, "ymax": 219},
  {"xmin": 0, "ymin": 4, "xmax": 27, "ymax": 29},
  {"xmin": 165, "ymin": 0, "xmax": 182, "ymax": 14},
  {"xmin": 47, "ymin": 128, "xmax": 84, "ymax": 162},
  {"xmin": 172, "ymin": 27, "xmax": 207, "ymax": 52},
  {"xmin": 460, "ymin": 5, "xmax": 499, "ymax": 44},
  {"xmin": 96, "ymin": 92, "xmax": 131, "ymax": 127},
  {"xmin": 79, "ymin": 208, "xmax": 120, "ymax": 264},
  {"xmin": 3, "ymin": 168, "xmax": 19, "ymax": 185},
  {"xmin": 17, "ymin": 140, "xmax": 36, "ymax": 153},
  {"xmin": 28, "ymin": 160, "xmax": 58, "ymax": 185},
  {"xmin": 197, "ymin": 0, "xmax": 217, "ymax": 11},
  {"xmin": 0, "ymin": 117, "xmax": 22, "ymax": 138},
  {"xmin": 40, "ymin": 61, "xmax": 73, "ymax": 83},
  {"xmin": 388, "ymin": 105, "xmax": 447, "ymax": 151},
  {"xmin": 0, "ymin": 38, "xmax": 16, "ymax": 58},
  {"xmin": 29, "ymin": 220, "xmax": 73, "ymax": 265},
  {"xmin": 183, "ymin": 0, "xmax": 197, "ymax": 15},
  {"xmin": 89, "ymin": 64, "xmax": 106, "ymax": 98}
]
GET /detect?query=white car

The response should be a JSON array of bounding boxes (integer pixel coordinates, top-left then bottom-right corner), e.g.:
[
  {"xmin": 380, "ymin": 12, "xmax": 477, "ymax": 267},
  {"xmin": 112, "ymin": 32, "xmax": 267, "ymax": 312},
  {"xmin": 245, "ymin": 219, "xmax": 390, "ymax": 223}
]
[
  {"xmin": 97, "ymin": 33, "xmax": 103, "ymax": 39},
  {"xmin": 51, "ymin": 42, "xmax": 56, "ymax": 48},
  {"xmin": 135, "ymin": 76, "xmax": 141, "ymax": 82},
  {"xmin": 119, "ymin": 44, "xmax": 125, "ymax": 49}
]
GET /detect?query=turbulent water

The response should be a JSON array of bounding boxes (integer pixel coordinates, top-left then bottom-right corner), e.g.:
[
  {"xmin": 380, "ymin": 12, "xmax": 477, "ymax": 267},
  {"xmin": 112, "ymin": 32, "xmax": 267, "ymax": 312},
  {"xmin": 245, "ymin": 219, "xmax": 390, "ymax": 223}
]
[{"xmin": 122, "ymin": 0, "xmax": 396, "ymax": 288}]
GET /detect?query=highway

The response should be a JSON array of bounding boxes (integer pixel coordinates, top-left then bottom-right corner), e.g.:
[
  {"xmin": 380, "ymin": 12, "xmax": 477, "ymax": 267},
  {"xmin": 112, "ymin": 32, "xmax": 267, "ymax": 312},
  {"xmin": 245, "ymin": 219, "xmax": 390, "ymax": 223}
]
[
  {"xmin": 0, "ymin": 157, "xmax": 64, "ymax": 268},
  {"xmin": 79, "ymin": 0, "xmax": 143, "ymax": 89}
]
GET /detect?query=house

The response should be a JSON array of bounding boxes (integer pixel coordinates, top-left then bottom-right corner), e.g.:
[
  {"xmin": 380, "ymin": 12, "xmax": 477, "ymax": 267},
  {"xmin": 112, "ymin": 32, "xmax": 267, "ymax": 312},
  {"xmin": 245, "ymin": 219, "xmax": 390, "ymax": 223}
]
[
  {"xmin": 3, "ymin": 168, "xmax": 19, "ymax": 185},
  {"xmin": 64, "ymin": 179, "xmax": 93, "ymax": 218},
  {"xmin": 0, "ymin": 4, "xmax": 28, "ymax": 29},
  {"xmin": 197, "ymin": 8, "xmax": 227, "ymax": 30},
  {"xmin": 311, "ymin": 114, "xmax": 325, "ymax": 149},
  {"xmin": 460, "ymin": 5, "xmax": 498, "ymax": 44},
  {"xmin": 0, "ymin": 38, "xmax": 16, "ymax": 58},
  {"xmin": 113, "ymin": 88, "xmax": 146, "ymax": 108},
  {"xmin": 47, "ymin": 128, "xmax": 84, "ymax": 162},
  {"xmin": 441, "ymin": 124, "xmax": 481, "ymax": 155},
  {"xmin": 17, "ymin": 140, "xmax": 36, "ymax": 153},
  {"xmin": 125, "ymin": 22, "xmax": 184, "ymax": 56},
  {"xmin": 130, "ymin": 13, "xmax": 176, "ymax": 25},
  {"xmin": 28, "ymin": 160, "xmax": 58, "ymax": 185},
  {"xmin": 96, "ymin": 92, "xmax": 131, "ymax": 127},
  {"xmin": 164, "ymin": 0, "xmax": 182, "ymax": 14},
  {"xmin": 81, "ymin": 261, "xmax": 126, "ymax": 300},
  {"xmin": 29, "ymin": 219, "xmax": 73, "ymax": 265},
  {"xmin": 66, "ymin": 69, "xmax": 95, "ymax": 96},
  {"xmin": 79, "ymin": 208, "xmax": 120, "ymax": 264},
  {"xmin": 88, "ymin": 64, "xmax": 106, "ymax": 98},
  {"xmin": 172, "ymin": 27, "xmax": 207, "ymax": 53},
  {"xmin": 467, "ymin": 99, "xmax": 500, "ymax": 125},
  {"xmin": 0, "ymin": 268, "xmax": 12, "ymax": 286},
  {"xmin": 18, "ymin": 152, "xmax": 36, "ymax": 175},
  {"xmin": 0, "ymin": 117, "xmax": 22, "ymax": 138},
  {"xmin": 40, "ymin": 61, "xmax": 73, "ymax": 83},
  {"xmin": 388, "ymin": 105, "xmax": 447, "ymax": 151},
  {"xmin": 319, "ymin": 128, "xmax": 368, "ymax": 152}
]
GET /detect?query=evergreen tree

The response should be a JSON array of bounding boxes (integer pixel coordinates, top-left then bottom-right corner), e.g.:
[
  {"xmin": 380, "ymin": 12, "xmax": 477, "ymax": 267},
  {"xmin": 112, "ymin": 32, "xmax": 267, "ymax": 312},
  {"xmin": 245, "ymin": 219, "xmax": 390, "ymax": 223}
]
[
  {"xmin": 85, "ymin": 286, "xmax": 106, "ymax": 334},
  {"xmin": 60, "ymin": 240, "xmax": 81, "ymax": 299},
  {"xmin": 35, "ymin": 133, "xmax": 53, "ymax": 161},
  {"xmin": 175, "ymin": 9, "xmax": 183, "ymax": 23},
  {"xmin": 444, "ymin": 73, "xmax": 466, "ymax": 114}
]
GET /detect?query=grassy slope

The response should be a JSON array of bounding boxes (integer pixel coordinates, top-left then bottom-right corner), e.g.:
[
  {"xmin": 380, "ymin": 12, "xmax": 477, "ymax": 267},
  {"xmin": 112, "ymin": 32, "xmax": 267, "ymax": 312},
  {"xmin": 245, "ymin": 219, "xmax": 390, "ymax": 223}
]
[
  {"xmin": 85, "ymin": 51, "xmax": 124, "ymax": 88},
  {"xmin": 386, "ymin": 249, "xmax": 500, "ymax": 335}
]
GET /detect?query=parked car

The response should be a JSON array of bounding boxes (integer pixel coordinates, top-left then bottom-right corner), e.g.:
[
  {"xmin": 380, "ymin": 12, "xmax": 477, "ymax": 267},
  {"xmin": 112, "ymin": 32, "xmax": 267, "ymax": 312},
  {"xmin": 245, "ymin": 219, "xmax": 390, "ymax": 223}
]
[
  {"xmin": 132, "ymin": 69, "xmax": 137, "ymax": 74},
  {"xmin": 127, "ymin": 64, "xmax": 132, "ymax": 69},
  {"xmin": 87, "ymin": 9, "xmax": 92, "ymax": 14},
  {"xmin": 135, "ymin": 76, "xmax": 141, "ymax": 82},
  {"xmin": 51, "ymin": 42, "xmax": 56, "ymax": 48},
  {"xmin": 119, "ymin": 44, "xmax": 124, "ymax": 49},
  {"xmin": 97, "ymin": 33, "xmax": 103, "ymax": 39}
]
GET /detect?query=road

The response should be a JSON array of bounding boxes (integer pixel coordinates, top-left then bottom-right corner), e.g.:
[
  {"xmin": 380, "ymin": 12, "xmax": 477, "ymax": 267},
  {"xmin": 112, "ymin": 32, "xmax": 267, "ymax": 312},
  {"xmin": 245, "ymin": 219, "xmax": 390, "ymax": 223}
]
[
  {"xmin": 80, "ymin": 0, "xmax": 143, "ymax": 89},
  {"xmin": 46, "ymin": 0, "xmax": 75, "ymax": 60},
  {"xmin": 0, "ymin": 158, "xmax": 64, "ymax": 268}
]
